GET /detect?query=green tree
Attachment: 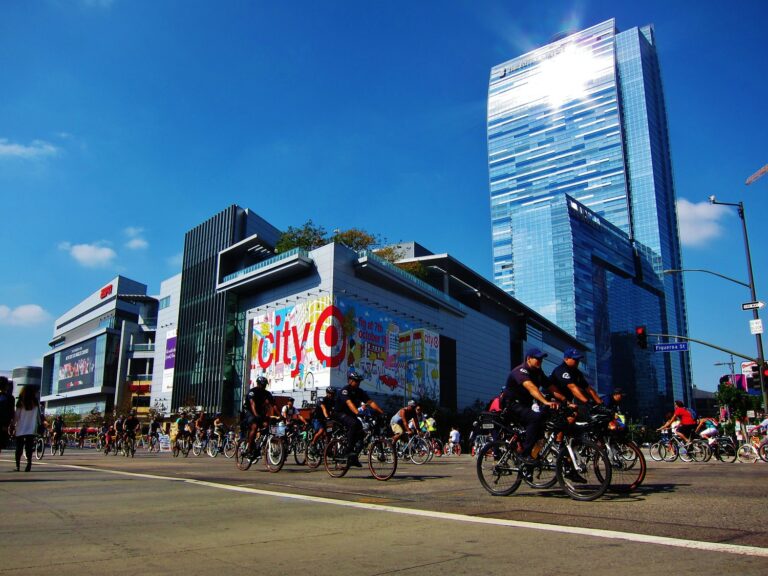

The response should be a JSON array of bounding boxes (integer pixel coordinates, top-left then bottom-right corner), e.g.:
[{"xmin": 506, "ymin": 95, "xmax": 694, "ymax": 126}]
[
  {"xmin": 715, "ymin": 383, "xmax": 761, "ymax": 420},
  {"xmin": 331, "ymin": 228, "xmax": 378, "ymax": 251},
  {"xmin": 275, "ymin": 220, "xmax": 328, "ymax": 253}
]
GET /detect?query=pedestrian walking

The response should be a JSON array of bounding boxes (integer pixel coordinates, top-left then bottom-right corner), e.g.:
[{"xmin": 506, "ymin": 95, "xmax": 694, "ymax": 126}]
[{"xmin": 13, "ymin": 386, "xmax": 41, "ymax": 472}]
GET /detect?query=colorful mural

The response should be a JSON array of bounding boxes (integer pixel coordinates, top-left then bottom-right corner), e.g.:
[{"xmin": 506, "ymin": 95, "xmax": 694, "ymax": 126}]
[{"xmin": 249, "ymin": 295, "xmax": 439, "ymax": 401}]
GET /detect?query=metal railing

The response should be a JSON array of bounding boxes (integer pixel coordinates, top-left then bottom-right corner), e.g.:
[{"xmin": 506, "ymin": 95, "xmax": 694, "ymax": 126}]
[{"xmin": 221, "ymin": 248, "xmax": 308, "ymax": 284}]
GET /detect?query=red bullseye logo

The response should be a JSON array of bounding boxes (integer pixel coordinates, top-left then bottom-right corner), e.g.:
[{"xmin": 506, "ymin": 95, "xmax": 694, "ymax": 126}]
[{"xmin": 314, "ymin": 305, "xmax": 346, "ymax": 367}]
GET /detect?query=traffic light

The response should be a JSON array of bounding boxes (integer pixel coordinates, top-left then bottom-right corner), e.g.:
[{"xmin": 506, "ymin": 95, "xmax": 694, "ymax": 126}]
[
  {"xmin": 635, "ymin": 326, "xmax": 648, "ymax": 349},
  {"xmin": 747, "ymin": 363, "xmax": 762, "ymax": 390},
  {"xmin": 762, "ymin": 362, "xmax": 768, "ymax": 380}
]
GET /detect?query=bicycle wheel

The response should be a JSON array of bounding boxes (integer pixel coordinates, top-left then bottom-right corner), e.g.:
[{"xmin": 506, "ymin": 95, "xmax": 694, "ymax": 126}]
[
  {"xmin": 59, "ymin": 441, "xmax": 66, "ymax": 455},
  {"xmin": 207, "ymin": 438, "xmax": 219, "ymax": 457},
  {"xmin": 306, "ymin": 439, "xmax": 325, "ymax": 469},
  {"xmin": 737, "ymin": 444, "xmax": 758, "ymax": 464},
  {"xmin": 224, "ymin": 439, "xmax": 237, "ymax": 459},
  {"xmin": 476, "ymin": 441, "xmax": 522, "ymax": 496},
  {"xmin": 368, "ymin": 439, "xmax": 397, "ymax": 481},
  {"xmin": 689, "ymin": 440, "xmax": 710, "ymax": 463},
  {"xmin": 430, "ymin": 439, "xmax": 444, "ymax": 458},
  {"xmin": 525, "ymin": 444, "xmax": 559, "ymax": 489},
  {"xmin": 609, "ymin": 441, "xmax": 646, "ymax": 493},
  {"xmin": 181, "ymin": 440, "xmax": 190, "ymax": 457},
  {"xmin": 408, "ymin": 437, "xmax": 431, "ymax": 465},
  {"xmin": 323, "ymin": 436, "xmax": 350, "ymax": 478},
  {"xmin": 50, "ymin": 442, "xmax": 57, "ymax": 456},
  {"xmin": 192, "ymin": 440, "xmax": 203, "ymax": 456},
  {"xmin": 648, "ymin": 442, "xmax": 664, "ymax": 462},
  {"xmin": 661, "ymin": 441, "xmax": 678, "ymax": 462},
  {"xmin": 172, "ymin": 441, "xmax": 180, "ymax": 457},
  {"xmin": 758, "ymin": 442, "xmax": 768, "ymax": 463},
  {"xmin": 293, "ymin": 437, "xmax": 308, "ymax": 466},
  {"xmin": 715, "ymin": 441, "xmax": 737, "ymax": 463},
  {"xmin": 265, "ymin": 437, "xmax": 286, "ymax": 472},
  {"xmin": 35, "ymin": 439, "xmax": 45, "ymax": 460},
  {"xmin": 236, "ymin": 443, "xmax": 253, "ymax": 471},
  {"xmin": 557, "ymin": 438, "xmax": 611, "ymax": 502}
]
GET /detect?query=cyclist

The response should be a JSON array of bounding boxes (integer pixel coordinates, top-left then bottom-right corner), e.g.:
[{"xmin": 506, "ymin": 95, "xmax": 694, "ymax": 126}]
[
  {"xmin": 148, "ymin": 416, "xmax": 162, "ymax": 443},
  {"xmin": 51, "ymin": 415, "xmax": 65, "ymax": 450},
  {"xmin": 281, "ymin": 397, "xmax": 307, "ymax": 428},
  {"xmin": 104, "ymin": 422, "xmax": 116, "ymax": 453},
  {"xmin": 501, "ymin": 348, "xmax": 558, "ymax": 465},
  {"xmin": 114, "ymin": 414, "xmax": 125, "ymax": 446},
  {"xmin": 175, "ymin": 411, "xmax": 190, "ymax": 449},
  {"xmin": 390, "ymin": 400, "xmax": 421, "ymax": 446},
  {"xmin": 212, "ymin": 413, "xmax": 226, "ymax": 451},
  {"xmin": 310, "ymin": 388, "xmax": 334, "ymax": 447},
  {"xmin": 194, "ymin": 411, "xmax": 207, "ymax": 442},
  {"xmin": 335, "ymin": 367, "xmax": 384, "ymax": 467},
  {"xmin": 658, "ymin": 400, "xmax": 697, "ymax": 443},
  {"xmin": 77, "ymin": 423, "xmax": 88, "ymax": 449},
  {"xmin": 695, "ymin": 415, "xmax": 719, "ymax": 446},
  {"xmin": 447, "ymin": 426, "xmax": 461, "ymax": 454},
  {"xmin": 549, "ymin": 348, "xmax": 601, "ymax": 422},
  {"xmin": 242, "ymin": 376, "xmax": 278, "ymax": 454}
]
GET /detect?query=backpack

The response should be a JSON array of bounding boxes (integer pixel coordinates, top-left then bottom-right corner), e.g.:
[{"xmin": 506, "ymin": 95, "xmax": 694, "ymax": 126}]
[{"xmin": 686, "ymin": 406, "xmax": 698, "ymax": 421}]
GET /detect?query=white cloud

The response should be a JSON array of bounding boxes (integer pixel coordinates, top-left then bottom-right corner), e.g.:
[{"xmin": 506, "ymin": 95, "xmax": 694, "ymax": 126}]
[
  {"xmin": 59, "ymin": 241, "xmax": 117, "ymax": 268},
  {"xmin": 124, "ymin": 226, "xmax": 149, "ymax": 250},
  {"xmin": 0, "ymin": 304, "xmax": 51, "ymax": 326},
  {"xmin": 676, "ymin": 199, "xmax": 730, "ymax": 248},
  {"xmin": 0, "ymin": 138, "xmax": 59, "ymax": 159},
  {"xmin": 126, "ymin": 237, "xmax": 148, "ymax": 250}
]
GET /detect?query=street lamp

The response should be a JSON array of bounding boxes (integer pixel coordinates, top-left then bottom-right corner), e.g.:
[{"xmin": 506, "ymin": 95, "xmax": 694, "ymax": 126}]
[
  {"xmin": 662, "ymin": 269, "xmax": 749, "ymax": 289},
  {"xmin": 707, "ymin": 195, "xmax": 766, "ymax": 411}
]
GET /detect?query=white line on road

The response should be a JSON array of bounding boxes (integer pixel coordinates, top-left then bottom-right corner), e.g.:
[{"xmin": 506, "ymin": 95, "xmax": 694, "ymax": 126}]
[{"xmin": 10, "ymin": 459, "xmax": 768, "ymax": 558}]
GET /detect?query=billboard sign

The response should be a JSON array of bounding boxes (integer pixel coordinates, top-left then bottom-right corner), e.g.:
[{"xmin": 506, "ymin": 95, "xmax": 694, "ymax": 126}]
[
  {"xmin": 56, "ymin": 339, "xmax": 97, "ymax": 393},
  {"xmin": 162, "ymin": 329, "xmax": 176, "ymax": 393},
  {"xmin": 249, "ymin": 295, "xmax": 440, "ymax": 401}
]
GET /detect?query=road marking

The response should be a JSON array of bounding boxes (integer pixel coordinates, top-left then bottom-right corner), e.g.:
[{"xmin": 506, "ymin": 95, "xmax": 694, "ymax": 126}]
[{"xmin": 9, "ymin": 459, "xmax": 768, "ymax": 558}]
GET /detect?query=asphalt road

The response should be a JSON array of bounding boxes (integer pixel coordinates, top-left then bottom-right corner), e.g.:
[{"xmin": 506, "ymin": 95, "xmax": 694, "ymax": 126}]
[{"xmin": 1, "ymin": 449, "xmax": 767, "ymax": 575}]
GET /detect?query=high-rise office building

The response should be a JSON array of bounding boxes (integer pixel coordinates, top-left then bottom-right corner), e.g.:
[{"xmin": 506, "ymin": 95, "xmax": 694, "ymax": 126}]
[{"xmin": 488, "ymin": 19, "xmax": 691, "ymax": 420}]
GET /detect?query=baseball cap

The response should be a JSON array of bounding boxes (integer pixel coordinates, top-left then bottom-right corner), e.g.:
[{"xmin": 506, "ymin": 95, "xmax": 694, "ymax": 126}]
[
  {"xmin": 526, "ymin": 347, "xmax": 547, "ymax": 360},
  {"xmin": 563, "ymin": 348, "xmax": 584, "ymax": 360}
]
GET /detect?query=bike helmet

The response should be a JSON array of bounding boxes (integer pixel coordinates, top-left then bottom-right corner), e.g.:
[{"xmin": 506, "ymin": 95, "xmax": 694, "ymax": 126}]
[
  {"xmin": 347, "ymin": 367, "xmax": 364, "ymax": 382},
  {"xmin": 325, "ymin": 387, "xmax": 336, "ymax": 396},
  {"xmin": 256, "ymin": 376, "xmax": 268, "ymax": 387},
  {"xmin": 287, "ymin": 397, "xmax": 295, "ymax": 403}
]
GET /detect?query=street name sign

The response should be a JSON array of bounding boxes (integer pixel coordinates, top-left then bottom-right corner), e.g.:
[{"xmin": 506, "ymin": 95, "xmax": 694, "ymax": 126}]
[
  {"xmin": 742, "ymin": 301, "xmax": 765, "ymax": 311},
  {"xmin": 654, "ymin": 342, "xmax": 689, "ymax": 353}
]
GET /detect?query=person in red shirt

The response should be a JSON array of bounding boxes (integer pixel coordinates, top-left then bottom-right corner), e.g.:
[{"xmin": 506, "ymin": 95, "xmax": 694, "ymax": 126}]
[{"xmin": 659, "ymin": 400, "xmax": 697, "ymax": 443}]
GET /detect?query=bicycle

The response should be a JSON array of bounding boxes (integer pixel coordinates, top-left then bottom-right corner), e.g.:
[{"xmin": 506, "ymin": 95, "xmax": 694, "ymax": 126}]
[
  {"xmin": 122, "ymin": 434, "xmax": 137, "ymax": 457},
  {"xmin": 323, "ymin": 414, "xmax": 397, "ymax": 481},
  {"xmin": 34, "ymin": 435, "xmax": 46, "ymax": 460},
  {"xmin": 587, "ymin": 405, "xmax": 646, "ymax": 493},
  {"xmin": 235, "ymin": 421, "xmax": 286, "ymax": 473},
  {"xmin": 147, "ymin": 433, "xmax": 161, "ymax": 453},
  {"xmin": 444, "ymin": 440, "xmax": 462, "ymax": 456},
  {"xmin": 284, "ymin": 423, "xmax": 312, "ymax": 466},
  {"xmin": 50, "ymin": 434, "xmax": 66, "ymax": 456},
  {"xmin": 192, "ymin": 429, "xmax": 211, "ymax": 457},
  {"xmin": 657, "ymin": 431, "xmax": 710, "ymax": 463},
  {"xmin": 476, "ymin": 407, "xmax": 612, "ymax": 501},
  {"xmin": 172, "ymin": 434, "xmax": 192, "ymax": 458},
  {"xmin": 395, "ymin": 433, "xmax": 431, "ymax": 465},
  {"xmin": 700, "ymin": 434, "xmax": 737, "ymax": 463}
]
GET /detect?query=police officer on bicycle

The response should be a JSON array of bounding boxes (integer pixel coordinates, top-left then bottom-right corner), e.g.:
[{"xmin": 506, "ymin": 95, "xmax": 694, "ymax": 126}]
[
  {"xmin": 242, "ymin": 376, "xmax": 278, "ymax": 453},
  {"xmin": 502, "ymin": 348, "xmax": 558, "ymax": 464},
  {"xmin": 335, "ymin": 368, "xmax": 384, "ymax": 467}
]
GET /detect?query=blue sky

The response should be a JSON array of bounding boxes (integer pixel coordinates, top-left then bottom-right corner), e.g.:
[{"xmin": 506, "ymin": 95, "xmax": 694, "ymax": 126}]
[{"xmin": 1, "ymin": 1, "xmax": 767, "ymax": 394}]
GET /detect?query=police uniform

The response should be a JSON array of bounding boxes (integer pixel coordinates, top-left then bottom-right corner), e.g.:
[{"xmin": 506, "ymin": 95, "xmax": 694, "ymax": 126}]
[
  {"xmin": 335, "ymin": 383, "xmax": 370, "ymax": 454},
  {"xmin": 242, "ymin": 386, "xmax": 275, "ymax": 429},
  {"xmin": 550, "ymin": 362, "xmax": 592, "ymax": 420},
  {"xmin": 502, "ymin": 363, "xmax": 548, "ymax": 457}
]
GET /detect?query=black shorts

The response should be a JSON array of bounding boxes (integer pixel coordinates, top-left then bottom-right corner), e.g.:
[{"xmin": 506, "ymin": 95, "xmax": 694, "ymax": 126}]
[{"xmin": 244, "ymin": 413, "xmax": 267, "ymax": 430}]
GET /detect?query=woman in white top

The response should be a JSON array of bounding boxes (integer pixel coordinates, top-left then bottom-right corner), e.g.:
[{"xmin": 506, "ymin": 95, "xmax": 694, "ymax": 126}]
[{"xmin": 13, "ymin": 386, "xmax": 40, "ymax": 472}]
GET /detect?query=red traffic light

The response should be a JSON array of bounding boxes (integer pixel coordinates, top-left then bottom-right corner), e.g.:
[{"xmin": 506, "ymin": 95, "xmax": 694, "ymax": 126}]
[
  {"xmin": 635, "ymin": 326, "xmax": 648, "ymax": 349},
  {"xmin": 762, "ymin": 362, "xmax": 768, "ymax": 378}
]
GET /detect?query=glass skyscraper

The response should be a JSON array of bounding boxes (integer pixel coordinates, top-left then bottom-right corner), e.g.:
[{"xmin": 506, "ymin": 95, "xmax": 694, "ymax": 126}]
[{"xmin": 488, "ymin": 19, "xmax": 691, "ymax": 420}]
